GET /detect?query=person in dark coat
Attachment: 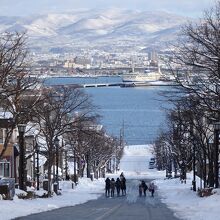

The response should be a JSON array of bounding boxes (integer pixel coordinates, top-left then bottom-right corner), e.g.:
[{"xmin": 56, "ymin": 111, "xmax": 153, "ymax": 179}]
[
  {"xmin": 139, "ymin": 180, "xmax": 148, "ymax": 196},
  {"xmin": 141, "ymin": 180, "xmax": 148, "ymax": 196},
  {"xmin": 120, "ymin": 172, "xmax": 124, "ymax": 181},
  {"xmin": 121, "ymin": 176, "xmax": 126, "ymax": 196},
  {"xmin": 139, "ymin": 181, "xmax": 143, "ymax": 196},
  {"xmin": 105, "ymin": 177, "xmax": 111, "ymax": 197},
  {"xmin": 115, "ymin": 178, "xmax": 121, "ymax": 196},
  {"xmin": 110, "ymin": 178, "xmax": 116, "ymax": 197}
]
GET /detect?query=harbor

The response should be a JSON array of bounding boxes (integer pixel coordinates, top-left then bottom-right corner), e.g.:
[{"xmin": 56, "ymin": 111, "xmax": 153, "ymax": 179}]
[
  {"xmin": 83, "ymin": 81, "xmax": 177, "ymax": 88},
  {"xmin": 51, "ymin": 81, "xmax": 177, "ymax": 88},
  {"xmin": 45, "ymin": 76, "xmax": 177, "ymax": 88}
]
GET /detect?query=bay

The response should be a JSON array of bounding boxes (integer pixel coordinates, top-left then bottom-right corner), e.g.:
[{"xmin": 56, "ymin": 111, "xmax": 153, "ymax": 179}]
[{"xmin": 45, "ymin": 76, "xmax": 169, "ymax": 145}]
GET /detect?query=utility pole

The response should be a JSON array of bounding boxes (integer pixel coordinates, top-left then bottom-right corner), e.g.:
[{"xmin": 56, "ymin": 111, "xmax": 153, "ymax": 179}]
[{"xmin": 120, "ymin": 120, "xmax": 125, "ymax": 147}]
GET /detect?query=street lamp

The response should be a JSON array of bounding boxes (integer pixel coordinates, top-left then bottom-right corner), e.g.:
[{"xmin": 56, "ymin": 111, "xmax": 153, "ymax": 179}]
[
  {"xmin": 35, "ymin": 143, "xmax": 40, "ymax": 190},
  {"xmin": 18, "ymin": 124, "xmax": 27, "ymax": 191},
  {"xmin": 214, "ymin": 122, "xmax": 220, "ymax": 188},
  {"xmin": 54, "ymin": 137, "xmax": 59, "ymax": 183}
]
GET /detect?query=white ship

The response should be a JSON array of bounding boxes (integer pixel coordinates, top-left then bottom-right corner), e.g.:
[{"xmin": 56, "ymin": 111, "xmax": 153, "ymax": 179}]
[{"xmin": 121, "ymin": 66, "xmax": 163, "ymax": 83}]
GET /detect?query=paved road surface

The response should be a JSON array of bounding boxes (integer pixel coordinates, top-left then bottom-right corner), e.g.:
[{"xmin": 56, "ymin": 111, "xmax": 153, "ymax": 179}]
[{"xmin": 15, "ymin": 179, "xmax": 180, "ymax": 220}]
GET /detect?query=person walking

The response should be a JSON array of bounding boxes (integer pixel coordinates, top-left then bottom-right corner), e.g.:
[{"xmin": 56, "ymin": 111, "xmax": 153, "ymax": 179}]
[
  {"xmin": 141, "ymin": 180, "xmax": 148, "ymax": 196},
  {"xmin": 120, "ymin": 172, "xmax": 124, "ymax": 181},
  {"xmin": 149, "ymin": 182, "xmax": 155, "ymax": 197},
  {"xmin": 121, "ymin": 176, "xmax": 126, "ymax": 196},
  {"xmin": 119, "ymin": 172, "xmax": 126, "ymax": 196},
  {"xmin": 110, "ymin": 178, "xmax": 116, "ymax": 197},
  {"xmin": 115, "ymin": 178, "xmax": 121, "ymax": 196},
  {"xmin": 105, "ymin": 177, "xmax": 110, "ymax": 197},
  {"xmin": 139, "ymin": 181, "xmax": 143, "ymax": 196},
  {"xmin": 139, "ymin": 180, "xmax": 148, "ymax": 196}
]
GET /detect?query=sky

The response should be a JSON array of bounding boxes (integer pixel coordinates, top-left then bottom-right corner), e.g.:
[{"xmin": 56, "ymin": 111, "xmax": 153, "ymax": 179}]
[{"xmin": 0, "ymin": 0, "xmax": 217, "ymax": 17}]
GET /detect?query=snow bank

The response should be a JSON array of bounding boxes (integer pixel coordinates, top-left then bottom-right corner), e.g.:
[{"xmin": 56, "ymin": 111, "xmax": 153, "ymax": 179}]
[
  {"xmin": 155, "ymin": 174, "xmax": 220, "ymax": 220},
  {"xmin": 0, "ymin": 178, "xmax": 104, "ymax": 220}
]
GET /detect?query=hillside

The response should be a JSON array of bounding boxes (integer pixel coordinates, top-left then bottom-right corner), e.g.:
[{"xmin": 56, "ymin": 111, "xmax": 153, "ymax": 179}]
[{"xmin": 0, "ymin": 9, "xmax": 189, "ymax": 52}]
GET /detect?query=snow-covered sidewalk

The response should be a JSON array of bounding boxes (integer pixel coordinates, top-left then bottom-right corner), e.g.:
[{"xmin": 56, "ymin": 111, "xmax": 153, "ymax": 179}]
[
  {"xmin": 0, "ymin": 178, "xmax": 104, "ymax": 220},
  {"xmin": 156, "ymin": 174, "xmax": 220, "ymax": 220}
]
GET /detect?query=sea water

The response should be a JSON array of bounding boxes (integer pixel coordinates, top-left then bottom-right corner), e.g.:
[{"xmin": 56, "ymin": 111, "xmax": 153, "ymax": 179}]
[{"xmin": 45, "ymin": 76, "xmax": 170, "ymax": 145}]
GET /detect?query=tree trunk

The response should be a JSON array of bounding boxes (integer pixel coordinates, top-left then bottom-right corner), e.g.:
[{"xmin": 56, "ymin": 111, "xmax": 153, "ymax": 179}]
[
  {"xmin": 208, "ymin": 162, "xmax": 215, "ymax": 187},
  {"xmin": 47, "ymin": 151, "xmax": 53, "ymax": 197}
]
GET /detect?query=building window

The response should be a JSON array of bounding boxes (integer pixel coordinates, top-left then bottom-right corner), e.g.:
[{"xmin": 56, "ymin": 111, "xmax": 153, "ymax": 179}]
[
  {"xmin": 4, "ymin": 163, "xmax": 10, "ymax": 177},
  {"xmin": 0, "ymin": 163, "xmax": 3, "ymax": 176},
  {"xmin": 0, "ymin": 161, "xmax": 10, "ymax": 177},
  {"xmin": 0, "ymin": 129, "xmax": 3, "ymax": 143}
]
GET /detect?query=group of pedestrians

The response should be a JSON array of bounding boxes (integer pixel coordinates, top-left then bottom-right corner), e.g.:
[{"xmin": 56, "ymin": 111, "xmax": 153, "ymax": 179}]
[
  {"xmin": 139, "ymin": 180, "xmax": 155, "ymax": 197},
  {"xmin": 105, "ymin": 172, "xmax": 126, "ymax": 197},
  {"xmin": 105, "ymin": 173, "xmax": 156, "ymax": 198}
]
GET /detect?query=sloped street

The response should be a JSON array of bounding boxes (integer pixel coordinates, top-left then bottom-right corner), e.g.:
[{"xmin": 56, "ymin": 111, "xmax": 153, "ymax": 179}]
[{"xmin": 15, "ymin": 179, "xmax": 179, "ymax": 220}]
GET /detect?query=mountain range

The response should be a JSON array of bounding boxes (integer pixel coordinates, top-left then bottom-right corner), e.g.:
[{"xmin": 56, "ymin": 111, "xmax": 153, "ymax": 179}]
[{"xmin": 0, "ymin": 9, "xmax": 189, "ymax": 53}]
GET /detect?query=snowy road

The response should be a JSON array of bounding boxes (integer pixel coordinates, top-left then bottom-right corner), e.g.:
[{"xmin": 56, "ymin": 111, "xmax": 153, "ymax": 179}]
[{"xmin": 15, "ymin": 179, "xmax": 180, "ymax": 220}]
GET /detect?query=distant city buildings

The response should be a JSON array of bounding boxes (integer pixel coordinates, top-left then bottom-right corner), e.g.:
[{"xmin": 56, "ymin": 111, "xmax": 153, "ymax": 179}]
[
  {"xmin": 30, "ymin": 48, "xmax": 175, "ymax": 77},
  {"xmin": 64, "ymin": 56, "xmax": 91, "ymax": 69}
]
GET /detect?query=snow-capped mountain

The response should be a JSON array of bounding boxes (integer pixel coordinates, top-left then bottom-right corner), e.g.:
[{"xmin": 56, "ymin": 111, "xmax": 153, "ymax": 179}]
[{"xmin": 0, "ymin": 9, "xmax": 189, "ymax": 52}]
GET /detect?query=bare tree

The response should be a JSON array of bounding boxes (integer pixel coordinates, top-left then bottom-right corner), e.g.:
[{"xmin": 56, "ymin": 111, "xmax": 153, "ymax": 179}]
[
  {"xmin": 0, "ymin": 32, "xmax": 40, "ymax": 158},
  {"xmin": 88, "ymin": 131, "xmax": 119, "ymax": 178},
  {"xmin": 154, "ymin": 92, "xmax": 216, "ymax": 187},
  {"xmin": 168, "ymin": 2, "xmax": 220, "ymax": 121},
  {"xmin": 155, "ymin": 1, "xmax": 220, "ymax": 187},
  {"xmin": 32, "ymin": 85, "xmax": 97, "ymax": 195},
  {"xmin": 63, "ymin": 112, "xmax": 123, "ymax": 179},
  {"xmin": 63, "ymin": 113, "xmax": 101, "ymax": 177}
]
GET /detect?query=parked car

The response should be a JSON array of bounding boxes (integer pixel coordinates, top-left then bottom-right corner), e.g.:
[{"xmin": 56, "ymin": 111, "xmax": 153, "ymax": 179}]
[
  {"xmin": 150, "ymin": 157, "xmax": 155, "ymax": 162},
  {"xmin": 148, "ymin": 161, "xmax": 155, "ymax": 169}
]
